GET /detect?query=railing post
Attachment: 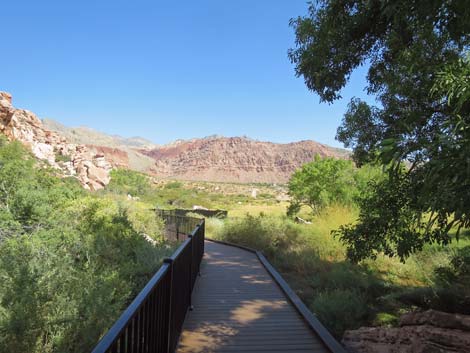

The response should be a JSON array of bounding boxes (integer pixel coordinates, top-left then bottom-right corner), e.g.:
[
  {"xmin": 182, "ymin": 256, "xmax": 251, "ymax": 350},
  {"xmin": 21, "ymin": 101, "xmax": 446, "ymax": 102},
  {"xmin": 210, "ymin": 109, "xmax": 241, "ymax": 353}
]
[
  {"xmin": 176, "ymin": 218, "xmax": 180, "ymax": 241},
  {"xmin": 188, "ymin": 234, "xmax": 194, "ymax": 311},
  {"xmin": 163, "ymin": 258, "xmax": 174, "ymax": 353},
  {"xmin": 200, "ymin": 219, "xmax": 205, "ymax": 272}
]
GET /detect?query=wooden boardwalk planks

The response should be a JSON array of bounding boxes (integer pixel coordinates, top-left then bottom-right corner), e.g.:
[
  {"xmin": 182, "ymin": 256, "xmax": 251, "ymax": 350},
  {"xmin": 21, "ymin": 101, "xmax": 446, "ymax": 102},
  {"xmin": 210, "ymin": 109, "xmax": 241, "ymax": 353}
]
[{"xmin": 176, "ymin": 241, "xmax": 330, "ymax": 353}]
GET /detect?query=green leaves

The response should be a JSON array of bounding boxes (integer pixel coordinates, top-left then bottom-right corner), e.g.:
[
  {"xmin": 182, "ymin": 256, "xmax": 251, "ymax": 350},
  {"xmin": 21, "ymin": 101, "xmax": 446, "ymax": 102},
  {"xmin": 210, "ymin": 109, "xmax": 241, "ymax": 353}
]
[
  {"xmin": 291, "ymin": 0, "xmax": 470, "ymax": 261},
  {"xmin": 107, "ymin": 169, "xmax": 151, "ymax": 196},
  {"xmin": 335, "ymin": 169, "xmax": 424, "ymax": 262},
  {"xmin": 287, "ymin": 156, "xmax": 379, "ymax": 216},
  {"xmin": 0, "ymin": 139, "xmax": 170, "ymax": 353}
]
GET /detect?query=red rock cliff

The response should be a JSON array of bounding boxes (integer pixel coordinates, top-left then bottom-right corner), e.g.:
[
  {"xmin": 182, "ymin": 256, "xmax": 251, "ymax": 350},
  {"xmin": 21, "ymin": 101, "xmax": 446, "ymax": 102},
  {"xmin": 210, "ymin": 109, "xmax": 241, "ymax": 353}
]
[{"xmin": 0, "ymin": 92, "xmax": 112, "ymax": 190}]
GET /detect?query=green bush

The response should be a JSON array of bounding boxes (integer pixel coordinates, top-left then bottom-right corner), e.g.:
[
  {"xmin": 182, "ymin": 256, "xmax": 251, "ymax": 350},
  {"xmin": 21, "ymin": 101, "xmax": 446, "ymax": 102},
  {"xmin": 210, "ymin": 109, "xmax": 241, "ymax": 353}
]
[
  {"xmin": 311, "ymin": 289, "xmax": 369, "ymax": 337},
  {"xmin": 164, "ymin": 181, "xmax": 183, "ymax": 189},
  {"xmin": 0, "ymin": 139, "xmax": 171, "ymax": 353},
  {"xmin": 54, "ymin": 152, "xmax": 71, "ymax": 163},
  {"xmin": 107, "ymin": 169, "xmax": 151, "ymax": 196},
  {"xmin": 435, "ymin": 246, "xmax": 470, "ymax": 287},
  {"xmin": 432, "ymin": 246, "xmax": 470, "ymax": 313},
  {"xmin": 204, "ymin": 217, "xmax": 225, "ymax": 239},
  {"xmin": 214, "ymin": 214, "xmax": 302, "ymax": 257},
  {"xmin": 0, "ymin": 197, "xmax": 171, "ymax": 353}
]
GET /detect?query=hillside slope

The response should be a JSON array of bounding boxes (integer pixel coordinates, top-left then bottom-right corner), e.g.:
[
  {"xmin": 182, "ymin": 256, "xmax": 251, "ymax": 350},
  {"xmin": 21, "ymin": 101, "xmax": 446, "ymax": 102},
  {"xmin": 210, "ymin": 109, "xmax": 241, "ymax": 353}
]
[
  {"xmin": 141, "ymin": 136, "xmax": 349, "ymax": 183},
  {"xmin": 0, "ymin": 92, "xmax": 111, "ymax": 190},
  {"xmin": 5, "ymin": 94, "xmax": 349, "ymax": 185},
  {"xmin": 42, "ymin": 119, "xmax": 157, "ymax": 172}
]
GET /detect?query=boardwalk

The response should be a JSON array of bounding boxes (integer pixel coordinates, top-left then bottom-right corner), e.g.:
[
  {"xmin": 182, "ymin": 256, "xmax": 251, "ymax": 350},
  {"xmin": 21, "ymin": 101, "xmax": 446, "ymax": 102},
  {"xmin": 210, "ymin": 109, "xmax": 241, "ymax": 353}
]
[{"xmin": 176, "ymin": 241, "xmax": 331, "ymax": 353}]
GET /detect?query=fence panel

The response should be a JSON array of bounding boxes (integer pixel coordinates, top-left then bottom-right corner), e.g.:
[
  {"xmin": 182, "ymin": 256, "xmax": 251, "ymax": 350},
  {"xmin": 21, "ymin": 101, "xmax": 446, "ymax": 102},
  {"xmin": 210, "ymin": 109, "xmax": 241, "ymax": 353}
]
[{"xmin": 92, "ymin": 218, "xmax": 205, "ymax": 353}]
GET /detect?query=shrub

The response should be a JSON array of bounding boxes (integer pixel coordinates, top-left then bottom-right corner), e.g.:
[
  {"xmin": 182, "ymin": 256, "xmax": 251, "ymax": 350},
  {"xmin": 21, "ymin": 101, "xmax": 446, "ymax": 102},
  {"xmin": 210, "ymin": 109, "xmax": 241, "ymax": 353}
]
[
  {"xmin": 311, "ymin": 289, "xmax": 370, "ymax": 337},
  {"xmin": 214, "ymin": 214, "xmax": 302, "ymax": 257},
  {"xmin": 107, "ymin": 169, "xmax": 151, "ymax": 196},
  {"xmin": 164, "ymin": 181, "xmax": 183, "ymax": 189},
  {"xmin": 435, "ymin": 246, "xmax": 470, "ymax": 287},
  {"xmin": 0, "ymin": 197, "xmax": 172, "ymax": 353},
  {"xmin": 433, "ymin": 246, "xmax": 470, "ymax": 313},
  {"xmin": 54, "ymin": 152, "xmax": 71, "ymax": 163},
  {"xmin": 125, "ymin": 201, "xmax": 165, "ymax": 243},
  {"xmin": 204, "ymin": 217, "xmax": 225, "ymax": 239},
  {"xmin": 0, "ymin": 139, "xmax": 172, "ymax": 353}
]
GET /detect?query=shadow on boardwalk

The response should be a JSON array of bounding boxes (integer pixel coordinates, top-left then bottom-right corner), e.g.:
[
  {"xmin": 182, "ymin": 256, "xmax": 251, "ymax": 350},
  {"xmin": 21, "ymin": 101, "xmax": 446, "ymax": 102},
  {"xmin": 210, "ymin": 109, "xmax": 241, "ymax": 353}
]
[{"xmin": 176, "ymin": 241, "xmax": 330, "ymax": 353}]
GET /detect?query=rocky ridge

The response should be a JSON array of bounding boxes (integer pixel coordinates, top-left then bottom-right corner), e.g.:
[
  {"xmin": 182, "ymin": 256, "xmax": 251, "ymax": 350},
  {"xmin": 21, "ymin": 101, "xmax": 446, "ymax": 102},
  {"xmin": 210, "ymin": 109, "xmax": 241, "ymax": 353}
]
[
  {"xmin": 3, "ymin": 91, "xmax": 350, "ymax": 185},
  {"xmin": 43, "ymin": 118, "xmax": 158, "ymax": 173},
  {"xmin": 141, "ymin": 136, "xmax": 350, "ymax": 183},
  {"xmin": 0, "ymin": 92, "xmax": 111, "ymax": 190}
]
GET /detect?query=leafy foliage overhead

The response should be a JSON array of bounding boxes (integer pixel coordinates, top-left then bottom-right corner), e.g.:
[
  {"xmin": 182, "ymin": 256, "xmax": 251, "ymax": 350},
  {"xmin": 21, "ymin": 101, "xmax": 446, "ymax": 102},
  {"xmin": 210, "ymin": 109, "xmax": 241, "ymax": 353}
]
[{"xmin": 290, "ymin": 0, "xmax": 470, "ymax": 260}]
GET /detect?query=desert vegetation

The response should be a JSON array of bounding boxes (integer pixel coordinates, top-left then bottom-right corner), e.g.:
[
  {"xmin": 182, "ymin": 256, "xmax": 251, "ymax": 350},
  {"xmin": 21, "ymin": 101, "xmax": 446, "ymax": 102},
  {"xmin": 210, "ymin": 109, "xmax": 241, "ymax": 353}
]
[
  {"xmin": 1, "ymin": 136, "xmax": 469, "ymax": 348},
  {"xmin": 208, "ymin": 202, "xmax": 470, "ymax": 338},
  {"xmin": 0, "ymin": 138, "xmax": 172, "ymax": 353},
  {"xmin": 2, "ymin": 0, "xmax": 470, "ymax": 351},
  {"xmin": 99, "ymin": 162, "xmax": 470, "ymax": 339}
]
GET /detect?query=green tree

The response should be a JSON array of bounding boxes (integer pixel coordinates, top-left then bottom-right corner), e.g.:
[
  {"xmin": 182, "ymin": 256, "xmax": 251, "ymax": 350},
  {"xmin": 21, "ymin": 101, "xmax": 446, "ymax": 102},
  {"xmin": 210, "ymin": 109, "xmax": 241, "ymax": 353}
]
[
  {"xmin": 107, "ymin": 169, "xmax": 151, "ymax": 196},
  {"xmin": 290, "ymin": 0, "xmax": 470, "ymax": 260},
  {"xmin": 287, "ymin": 156, "xmax": 356, "ymax": 216}
]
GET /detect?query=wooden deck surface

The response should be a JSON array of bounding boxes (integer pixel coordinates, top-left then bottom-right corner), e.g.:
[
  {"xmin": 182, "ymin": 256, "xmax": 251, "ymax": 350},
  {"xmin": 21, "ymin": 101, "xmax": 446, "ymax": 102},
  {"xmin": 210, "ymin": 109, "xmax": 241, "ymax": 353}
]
[{"xmin": 176, "ymin": 241, "xmax": 330, "ymax": 353}]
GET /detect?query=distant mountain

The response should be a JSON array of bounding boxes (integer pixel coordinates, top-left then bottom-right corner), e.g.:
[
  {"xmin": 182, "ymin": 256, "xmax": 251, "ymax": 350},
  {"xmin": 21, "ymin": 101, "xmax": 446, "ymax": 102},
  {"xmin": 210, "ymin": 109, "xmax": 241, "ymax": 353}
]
[
  {"xmin": 140, "ymin": 136, "xmax": 350, "ymax": 183},
  {"xmin": 42, "ymin": 119, "xmax": 157, "ymax": 172},
  {"xmin": 42, "ymin": 119, "xmax": 158, "ymax": 149},
  {"xmin": 3, "ymin": 98, "xmax": 349, "ymax": 185}
]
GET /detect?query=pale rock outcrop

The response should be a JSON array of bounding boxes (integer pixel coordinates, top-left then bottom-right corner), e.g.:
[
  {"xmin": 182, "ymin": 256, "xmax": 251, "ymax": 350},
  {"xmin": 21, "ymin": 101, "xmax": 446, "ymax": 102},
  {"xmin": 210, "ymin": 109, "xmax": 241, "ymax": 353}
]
[
  {"xmin": 0, "ymin": 92, "xmax": 112, "ymax": 190},
  {"xmin": 342, "ymin": 310, "xmax": 470, "ymax": 353}
]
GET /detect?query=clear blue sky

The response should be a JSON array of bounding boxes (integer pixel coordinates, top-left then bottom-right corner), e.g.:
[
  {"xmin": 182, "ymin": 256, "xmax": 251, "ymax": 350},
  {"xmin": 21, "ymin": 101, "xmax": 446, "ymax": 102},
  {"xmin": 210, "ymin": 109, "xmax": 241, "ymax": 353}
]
[{"xmin": 0, "ymin": 0, "xmax": 372, "ymax": 147}]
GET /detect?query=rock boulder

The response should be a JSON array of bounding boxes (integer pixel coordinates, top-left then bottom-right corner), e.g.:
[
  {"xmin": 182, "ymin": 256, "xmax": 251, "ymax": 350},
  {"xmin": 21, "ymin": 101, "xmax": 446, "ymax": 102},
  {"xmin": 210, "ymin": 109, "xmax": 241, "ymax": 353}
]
[{"xmin": 342, "ymin": 310, "xmax": 470, "ymax": 353}]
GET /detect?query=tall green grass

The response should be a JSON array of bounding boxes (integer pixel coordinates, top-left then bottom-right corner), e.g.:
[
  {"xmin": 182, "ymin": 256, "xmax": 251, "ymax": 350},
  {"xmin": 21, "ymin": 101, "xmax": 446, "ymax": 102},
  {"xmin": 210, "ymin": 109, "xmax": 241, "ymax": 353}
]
[{"xmin": 207, "ymin": 206, "xmax": 470, "ymax": 338}]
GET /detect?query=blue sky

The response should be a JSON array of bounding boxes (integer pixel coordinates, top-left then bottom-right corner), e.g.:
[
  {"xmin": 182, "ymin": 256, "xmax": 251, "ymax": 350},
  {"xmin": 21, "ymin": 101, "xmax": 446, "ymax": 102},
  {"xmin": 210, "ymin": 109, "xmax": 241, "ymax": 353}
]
[{"xmin": 0, "ymin": 1, "xmax": 372, "ymax": 147}]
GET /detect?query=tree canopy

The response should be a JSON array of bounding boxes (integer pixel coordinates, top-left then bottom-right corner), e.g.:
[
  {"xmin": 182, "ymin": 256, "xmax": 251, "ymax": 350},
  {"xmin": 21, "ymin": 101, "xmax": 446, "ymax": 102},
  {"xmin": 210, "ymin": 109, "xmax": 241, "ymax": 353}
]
[
  {"xmin": 288, "ymin": 156, "xmax": 356, "ymax": 216},
  {"xmin": 290, "ymin": 0, "xmax": 470, "ymax": 261}
]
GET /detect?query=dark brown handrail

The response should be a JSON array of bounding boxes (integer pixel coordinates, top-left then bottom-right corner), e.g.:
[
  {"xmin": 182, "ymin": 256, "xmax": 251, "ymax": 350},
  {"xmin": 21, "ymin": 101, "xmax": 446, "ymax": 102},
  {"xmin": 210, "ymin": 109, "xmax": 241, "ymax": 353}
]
[{"xmin": 91, "ymin": 218, "xmax": 205, "ymax": 353}]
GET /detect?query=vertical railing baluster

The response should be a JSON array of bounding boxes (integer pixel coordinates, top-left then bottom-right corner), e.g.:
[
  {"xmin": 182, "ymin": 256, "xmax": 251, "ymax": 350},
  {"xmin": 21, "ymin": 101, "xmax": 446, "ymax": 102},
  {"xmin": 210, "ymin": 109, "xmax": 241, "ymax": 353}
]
[
  {"xmin": 140, "ymin": 305, "xmax": 145, "ymax": 352},
  {"xmin": 148, "ymin": 292, "xmax": 154, "ymax": 353},
  {"xmin": 163, "ymin": 258, "xmax": 174, "ymax": 353},
  {"xmin": 127, "ymin": 319, "xmax": 133, "ymax": 353},
  {"xmin": 133, "ymin": 314, "xmax": 139, "ymax": 353},
  {"xmin": 188, "ymin": 234, "xmax": 193, "ymax": 310},
  {"xmin": 157, "ymin": 284, "xmax": 163, "ymax": 353},
  {"xmin": 119, "ymin": 332, "xmax": 125, "ymax": 353},
  {"xmin": 142, "ymin": 301, "xmax": 147, "ymax": 353}
]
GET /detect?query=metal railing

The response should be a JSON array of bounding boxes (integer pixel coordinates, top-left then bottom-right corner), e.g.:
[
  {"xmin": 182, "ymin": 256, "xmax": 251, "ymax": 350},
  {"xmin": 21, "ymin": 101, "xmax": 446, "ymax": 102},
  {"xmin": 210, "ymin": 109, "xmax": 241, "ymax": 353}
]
[
  {"xmin": 156, "ymin": 209, "xmax": 203, "ymax": 242},
  {"xmin": 92, "ymin": 218, "xmax": 205, "ymax": 353}
]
